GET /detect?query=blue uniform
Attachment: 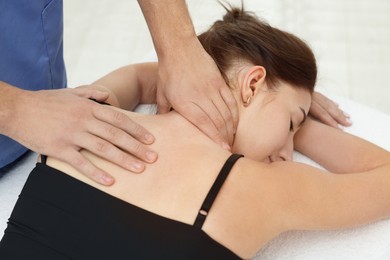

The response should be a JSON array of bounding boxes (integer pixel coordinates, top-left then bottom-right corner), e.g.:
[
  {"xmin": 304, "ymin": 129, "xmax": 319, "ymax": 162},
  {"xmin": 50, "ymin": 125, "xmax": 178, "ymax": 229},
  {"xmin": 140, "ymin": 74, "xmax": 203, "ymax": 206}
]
[{"xmin": 0, "ymin": 0, "xmax": 66, "ymax": 168}]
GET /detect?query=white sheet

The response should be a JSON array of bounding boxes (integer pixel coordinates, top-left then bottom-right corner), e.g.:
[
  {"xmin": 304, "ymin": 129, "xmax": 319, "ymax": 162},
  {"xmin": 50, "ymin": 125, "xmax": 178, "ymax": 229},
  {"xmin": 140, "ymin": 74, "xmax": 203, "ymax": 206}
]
[{"xmin": 1, "ymin": 95, "xmax": 390, "ymax": 259}]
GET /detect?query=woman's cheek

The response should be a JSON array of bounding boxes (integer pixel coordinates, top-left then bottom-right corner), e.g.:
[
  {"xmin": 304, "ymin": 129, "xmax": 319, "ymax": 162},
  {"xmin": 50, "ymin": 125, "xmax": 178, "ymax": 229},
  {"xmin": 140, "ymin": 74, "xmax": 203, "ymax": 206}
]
[{"xmin": 271, "ymin": 129, "xmax": 292, "ymax": 156}]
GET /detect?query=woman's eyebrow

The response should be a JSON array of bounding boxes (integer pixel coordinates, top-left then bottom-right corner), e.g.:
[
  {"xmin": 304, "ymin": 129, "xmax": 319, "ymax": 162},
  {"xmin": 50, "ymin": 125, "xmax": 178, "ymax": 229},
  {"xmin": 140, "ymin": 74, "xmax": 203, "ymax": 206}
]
[{"xmin": 298, "ymin": 107, "xmax": 307, "ymax": 127}]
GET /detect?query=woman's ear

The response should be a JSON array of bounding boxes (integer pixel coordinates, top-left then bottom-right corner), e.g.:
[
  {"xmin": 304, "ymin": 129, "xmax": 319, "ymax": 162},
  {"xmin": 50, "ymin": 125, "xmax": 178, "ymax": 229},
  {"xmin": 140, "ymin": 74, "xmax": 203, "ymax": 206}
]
[{"xmin": 240, "ymin": 66, "xmax": 266, "ymax": 106}]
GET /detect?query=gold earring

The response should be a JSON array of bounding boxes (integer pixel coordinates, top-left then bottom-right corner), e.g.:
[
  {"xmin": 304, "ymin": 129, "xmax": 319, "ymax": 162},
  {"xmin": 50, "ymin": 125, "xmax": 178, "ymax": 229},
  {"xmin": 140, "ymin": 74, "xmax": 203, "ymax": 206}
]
[{"xmin": 244, "ymin": 96, "xmax": 251, "ymax": 106}]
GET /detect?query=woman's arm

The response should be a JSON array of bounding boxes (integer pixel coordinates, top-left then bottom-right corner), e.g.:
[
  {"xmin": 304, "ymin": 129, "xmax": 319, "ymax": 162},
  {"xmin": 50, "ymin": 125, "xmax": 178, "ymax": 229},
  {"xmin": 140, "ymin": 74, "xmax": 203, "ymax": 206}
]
[
  {"xmin": 273, "ymin": 119, "xmax": 390, "ymax": 230},
  {"xmin": 294, "ymin": 118, "xmax": 389, "ymax": 173},
  {"xmin": 216, "ymin": 144, "xmax": 390, "ymax": 257},
  {"xmin": 269, "ymin": 159, "xmax": 390, "ymax": 232},
  {"xmin": 234, "ymin": 120, "xmax": 390, "ymax": 247},
  {"xmin": 239, "ymin": 147, "xmax": 389, "ymax": 236},
  {"xmin": 86, "ymin": 62, "xmax": 158, "ymax": 110}
]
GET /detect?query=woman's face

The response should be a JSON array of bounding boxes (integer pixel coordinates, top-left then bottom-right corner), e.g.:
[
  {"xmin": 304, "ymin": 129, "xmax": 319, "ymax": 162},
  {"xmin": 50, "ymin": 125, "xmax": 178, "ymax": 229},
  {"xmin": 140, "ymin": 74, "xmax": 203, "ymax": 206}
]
[{"xmin": 233, "ymin": 83, "xmax": 311, "ymax": 163}]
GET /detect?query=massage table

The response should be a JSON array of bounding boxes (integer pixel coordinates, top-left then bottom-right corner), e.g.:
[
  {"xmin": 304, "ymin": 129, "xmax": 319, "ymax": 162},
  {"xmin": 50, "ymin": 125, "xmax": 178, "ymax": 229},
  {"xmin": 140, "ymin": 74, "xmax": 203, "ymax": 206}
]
[{"xmin": 1, "ymin": 92, "xmax": 390, "ymax": 259}]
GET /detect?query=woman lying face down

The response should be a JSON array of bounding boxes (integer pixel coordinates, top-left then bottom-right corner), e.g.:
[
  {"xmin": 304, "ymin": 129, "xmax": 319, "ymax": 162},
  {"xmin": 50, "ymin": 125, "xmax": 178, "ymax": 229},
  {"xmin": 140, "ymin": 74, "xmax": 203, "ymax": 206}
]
[{"xmin": 2, "ymin": 5, "xmax": 390, "ymax": 260}]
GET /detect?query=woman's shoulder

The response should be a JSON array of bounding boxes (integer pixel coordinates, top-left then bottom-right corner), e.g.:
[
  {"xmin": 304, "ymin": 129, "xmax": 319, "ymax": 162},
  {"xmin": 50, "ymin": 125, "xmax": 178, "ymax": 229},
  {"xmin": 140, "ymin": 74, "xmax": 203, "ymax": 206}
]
[
  {"xmin": 206, "ymin": 157, "xmax": 336, "ymax": 257},
  {"xmin": 201, "ymin": 158, "xmax": 292, "ymax": 257},
  {"xmin": 217, "ymin": 156, "xmax": 390, "ymax": 257}
]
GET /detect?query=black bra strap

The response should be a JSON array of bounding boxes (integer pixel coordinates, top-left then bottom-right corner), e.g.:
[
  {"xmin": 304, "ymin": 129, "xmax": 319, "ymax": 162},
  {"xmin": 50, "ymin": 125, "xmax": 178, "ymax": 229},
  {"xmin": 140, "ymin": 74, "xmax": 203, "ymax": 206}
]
[
  {"xmin": 193, "ymin": 153, "xmax": 244, "ymax": 229},
  {"xmin": 41, "ymin": 154, "xmax": 48, "ymax": 165}
]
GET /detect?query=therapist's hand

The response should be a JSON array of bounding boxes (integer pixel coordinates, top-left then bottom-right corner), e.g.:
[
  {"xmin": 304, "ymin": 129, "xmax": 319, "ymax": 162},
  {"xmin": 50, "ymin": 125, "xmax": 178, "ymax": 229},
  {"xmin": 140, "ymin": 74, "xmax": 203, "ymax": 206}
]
[
  {"xmin": 156, "ymin": 39, "xmax": 238, "ymax": 148},
  {"xmin": 6, "ymin": 87, "xmax": 157, "ymax": 185},
  {"xmin": 309, "ymin": 91, "xmax": 352, "ymax": 129}
]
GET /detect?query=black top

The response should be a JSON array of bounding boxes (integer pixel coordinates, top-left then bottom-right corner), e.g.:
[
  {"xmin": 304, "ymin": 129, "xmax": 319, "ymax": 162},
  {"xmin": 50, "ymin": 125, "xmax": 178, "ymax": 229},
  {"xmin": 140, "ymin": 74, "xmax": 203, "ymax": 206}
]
[{"xmin": 0, "ymin": 154, "xmax": 244, "ymax": 260}]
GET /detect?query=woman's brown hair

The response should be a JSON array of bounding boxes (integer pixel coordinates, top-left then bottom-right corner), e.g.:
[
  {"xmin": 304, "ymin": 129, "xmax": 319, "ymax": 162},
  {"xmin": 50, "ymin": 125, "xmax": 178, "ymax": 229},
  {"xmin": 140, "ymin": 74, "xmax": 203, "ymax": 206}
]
[{"xmin": 198, "ymin": 4, "xmax": 317, "ymax": 93}]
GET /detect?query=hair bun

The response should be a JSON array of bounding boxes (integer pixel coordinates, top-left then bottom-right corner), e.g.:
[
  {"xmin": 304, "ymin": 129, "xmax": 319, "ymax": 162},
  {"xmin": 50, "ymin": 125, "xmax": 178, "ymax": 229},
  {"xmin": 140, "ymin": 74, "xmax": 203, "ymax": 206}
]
[{"xmin": 222, "ymin": 6, "xmax": 244, "ymax": 23}]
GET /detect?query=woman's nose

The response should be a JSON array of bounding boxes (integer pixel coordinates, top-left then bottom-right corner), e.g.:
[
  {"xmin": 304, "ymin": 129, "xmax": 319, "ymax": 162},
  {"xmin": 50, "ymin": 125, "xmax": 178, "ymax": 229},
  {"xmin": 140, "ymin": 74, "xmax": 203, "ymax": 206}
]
[{"xmin": 278, "ymin": 136, "xmax": 294, "ymax": 161}]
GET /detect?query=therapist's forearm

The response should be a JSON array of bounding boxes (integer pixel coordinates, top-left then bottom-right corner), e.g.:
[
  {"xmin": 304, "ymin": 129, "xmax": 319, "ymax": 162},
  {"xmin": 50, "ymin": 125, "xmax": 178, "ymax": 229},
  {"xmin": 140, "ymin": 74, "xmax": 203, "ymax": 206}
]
[
  {"xmin": 137, "ymin": 0, "xmax": 197, "ymax": 59},
  {"xmin": 0, "ymin": 81, "xmax": 25, "ymax": 135}
]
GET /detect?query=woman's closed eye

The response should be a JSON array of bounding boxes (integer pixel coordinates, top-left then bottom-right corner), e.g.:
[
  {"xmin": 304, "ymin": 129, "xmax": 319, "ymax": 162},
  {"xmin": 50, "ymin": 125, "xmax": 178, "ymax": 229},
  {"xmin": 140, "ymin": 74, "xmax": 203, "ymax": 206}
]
[{"xmin": 290, "ymin": 107, "xmax": 307, "ymax": 133}]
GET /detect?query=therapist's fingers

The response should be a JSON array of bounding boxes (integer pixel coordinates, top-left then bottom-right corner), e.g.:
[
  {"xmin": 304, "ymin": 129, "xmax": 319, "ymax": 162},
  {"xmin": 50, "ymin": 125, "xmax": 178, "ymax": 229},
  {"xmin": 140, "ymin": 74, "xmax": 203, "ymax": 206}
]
[
  {"xmin": 92, "ymin": 104, "xmax": 156, "ymax": 145},
  {"xmin": 76, "ymin": 131, "xmax": 147, "ymax": 174},
  {"xmin": 199, "ymin": 94, "xmax": 229, "ymax": 145},
  {"xmin": 208, "ymin": 89, "xmax": 234, "ymax": 146},
  {"xmin": 156, "ymin": 88, "xmax": 172, "ymax": 114},
  {"xmin": 60, "ymin": 148, "xmax": 115, "ymax": 186},
  {"xmin": 156, "ymin": 83, "xmax": 231, "ymax": 148},
  {"xmin": 87, "ymin": 115, "xmax": 157, "ymax": 169},
  {"xmin": 220, "ymin": 86, "xmax": 239, "ymax": 144},
  {"xmin": 90, "ymin": 104, "xmax": 158, "ymax": 163},
  {"xmin": 179, "ymin": 98, "xmax": 230, "ymax": 149},
  {"xmin": 7, "ymin": 88, "xmax": 158, "ymax": 186}
]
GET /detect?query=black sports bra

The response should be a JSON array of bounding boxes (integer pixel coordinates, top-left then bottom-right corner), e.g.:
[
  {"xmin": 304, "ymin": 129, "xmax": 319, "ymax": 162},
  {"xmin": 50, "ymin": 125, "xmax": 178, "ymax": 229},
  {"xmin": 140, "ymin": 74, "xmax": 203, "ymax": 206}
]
[{"xmin": 0, "ymin": 154, "xmax": 244, "ymax": 259}]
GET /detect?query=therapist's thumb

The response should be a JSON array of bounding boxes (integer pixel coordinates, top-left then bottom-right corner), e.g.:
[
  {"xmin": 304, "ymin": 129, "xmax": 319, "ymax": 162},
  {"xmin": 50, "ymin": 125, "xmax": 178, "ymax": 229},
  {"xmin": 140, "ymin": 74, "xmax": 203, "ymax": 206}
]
[{"xmin": 156, "ymin": 92, "xmax": 171, "ymax": 114}]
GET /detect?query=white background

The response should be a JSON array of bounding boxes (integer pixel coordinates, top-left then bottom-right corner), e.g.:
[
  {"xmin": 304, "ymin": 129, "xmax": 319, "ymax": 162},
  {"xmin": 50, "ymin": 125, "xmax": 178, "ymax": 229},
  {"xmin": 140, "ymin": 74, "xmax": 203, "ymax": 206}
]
[{"xmin": 64, "ymin": 0, "xmax": 390, "ymax": 115}]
